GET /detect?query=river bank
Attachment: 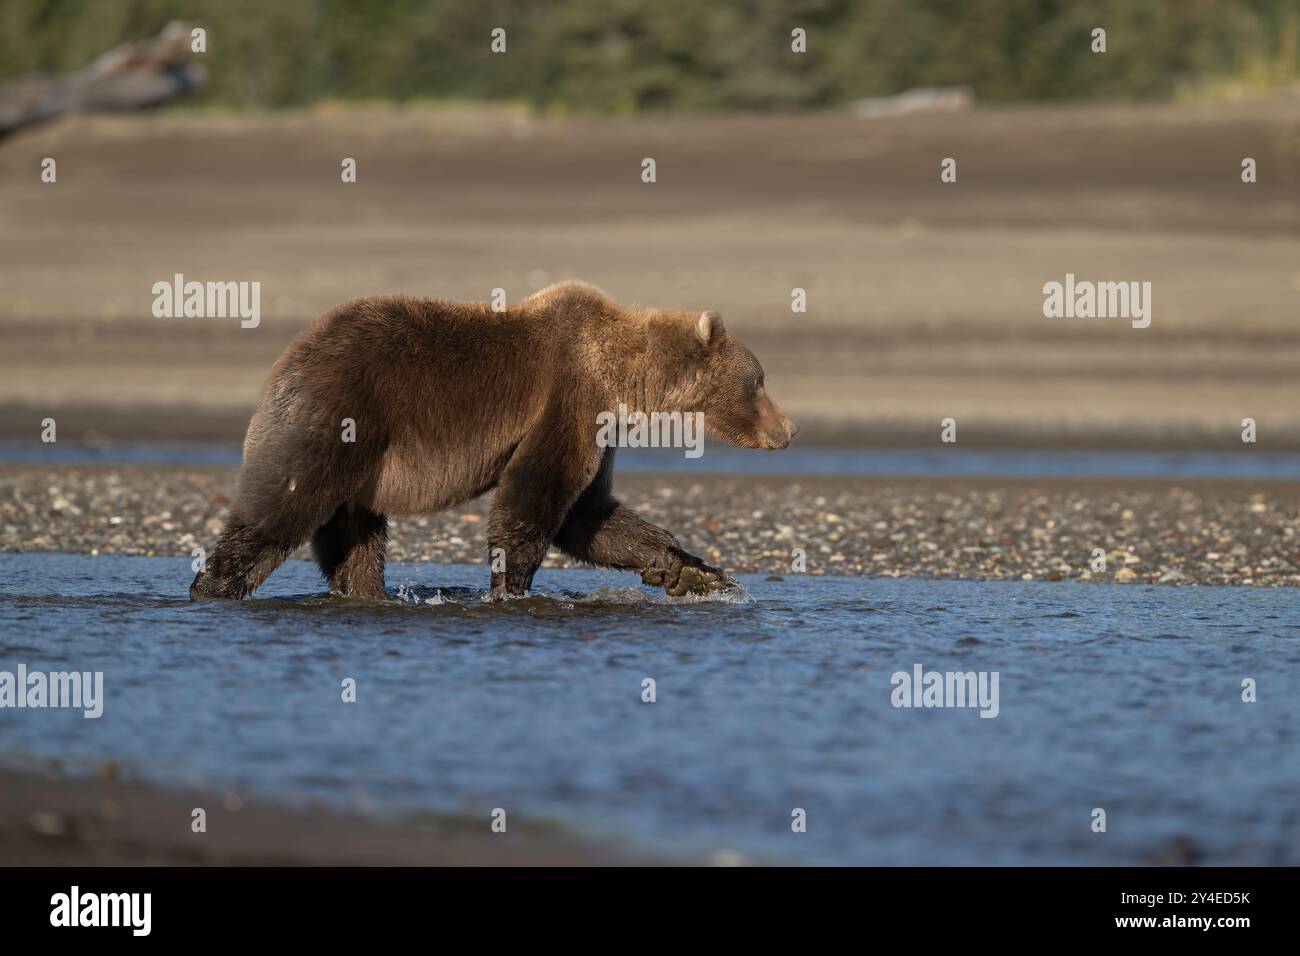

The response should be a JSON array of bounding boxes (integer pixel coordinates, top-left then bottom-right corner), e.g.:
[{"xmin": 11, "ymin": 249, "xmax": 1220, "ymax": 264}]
[{"xmin": 3, "ymin": 464, "xmax": 1297, "ymax": 588}]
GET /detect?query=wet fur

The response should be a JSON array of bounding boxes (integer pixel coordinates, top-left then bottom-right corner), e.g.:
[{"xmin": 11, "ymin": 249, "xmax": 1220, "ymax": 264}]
[{"xmin": 189, "ymin": 281, "xmax": 793, "ymax": 600}]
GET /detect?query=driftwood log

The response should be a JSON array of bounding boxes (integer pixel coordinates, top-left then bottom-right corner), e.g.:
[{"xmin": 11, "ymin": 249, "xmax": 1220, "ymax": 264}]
[{"xmin": 0, "ymin": 21, "xmax": 205, "ymax": 139}]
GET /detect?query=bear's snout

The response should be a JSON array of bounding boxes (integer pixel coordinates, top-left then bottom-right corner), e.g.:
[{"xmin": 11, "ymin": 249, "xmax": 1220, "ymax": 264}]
[
  {"xmin": 764, "ymin": 417, "xmax": 796, "ymax": 450},
  {"xmin": 748, "ymin": 387, "xmax": 796, "ymax": 450},
  {"xmin": 756, "ymin": 409, "xmax": 796, "ymax": 450}
]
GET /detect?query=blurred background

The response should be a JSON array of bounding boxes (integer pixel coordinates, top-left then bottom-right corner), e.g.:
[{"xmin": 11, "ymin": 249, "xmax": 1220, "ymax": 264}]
[
  {"xmin": 5, "ymin": 0, "xmax": 1298, "ymax": 110},
  {"xmin": 1, "ymin": 0, "xmax": 1298, "ymax": 451}
]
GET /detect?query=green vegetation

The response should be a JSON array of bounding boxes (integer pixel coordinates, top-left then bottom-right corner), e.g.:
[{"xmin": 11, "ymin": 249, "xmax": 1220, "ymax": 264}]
[{"xmin": 2, "ymin": 0, "xmax": 1297, "ymax": 112}]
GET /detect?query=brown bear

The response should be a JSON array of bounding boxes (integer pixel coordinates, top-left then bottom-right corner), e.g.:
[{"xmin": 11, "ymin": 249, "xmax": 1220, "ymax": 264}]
[{"xmin": 188, "ymin": 281, "xmax": 796, "ymax": 601}]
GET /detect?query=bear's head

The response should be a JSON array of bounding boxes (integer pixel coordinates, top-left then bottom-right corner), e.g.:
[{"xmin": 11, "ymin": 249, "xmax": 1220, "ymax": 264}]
[
  {"xmin": 529, "ymin": 282, "xmax": 796, "ymax": 450},
  {"xmin": 672, "ymin": 309, "xmax": 797, "ymax": 451}
]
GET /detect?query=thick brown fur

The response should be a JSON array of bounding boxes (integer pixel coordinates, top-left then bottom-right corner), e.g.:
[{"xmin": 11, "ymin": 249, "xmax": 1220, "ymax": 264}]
[{"xmin": 189, "ymin": 281, "xmax": 795, "ymax": 600}]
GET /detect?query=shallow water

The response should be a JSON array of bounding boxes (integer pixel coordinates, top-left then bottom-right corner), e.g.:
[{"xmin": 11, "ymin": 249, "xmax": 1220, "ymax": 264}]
[
  {"xmin": 2, "ymin": 553, "xmax": 1297, "ymax": 865},
  {"xmin": 4, "ymin": 440, "xmax": 1299, "ymax": 479}
]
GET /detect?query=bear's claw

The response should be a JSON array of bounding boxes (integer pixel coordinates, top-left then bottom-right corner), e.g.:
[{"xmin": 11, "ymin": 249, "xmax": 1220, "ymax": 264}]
[{"xmin": 642, "ymin": 555, "xmax": 738, "ymax": 596}]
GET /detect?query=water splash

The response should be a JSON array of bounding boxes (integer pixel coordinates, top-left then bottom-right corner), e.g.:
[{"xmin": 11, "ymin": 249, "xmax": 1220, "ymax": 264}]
[
  {"xmin": 396, "ymin": 582, "xmax": 450, "ymax": 605},
  {"xmin": 394, "ymin": 579, "xmax": 751, "ymax": 608}
]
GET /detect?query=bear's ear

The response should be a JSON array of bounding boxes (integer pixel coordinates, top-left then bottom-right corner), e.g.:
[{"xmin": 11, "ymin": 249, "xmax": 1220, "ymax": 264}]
[{"xmin": 695, "ymin": 310, "xmax": 724, "ymax": 348}]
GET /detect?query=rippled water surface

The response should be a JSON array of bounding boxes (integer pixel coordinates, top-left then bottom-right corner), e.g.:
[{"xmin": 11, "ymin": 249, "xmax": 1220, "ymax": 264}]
[{"xmin": 2, "ymin": 553, "xmax": 1297, "ymax": 865}]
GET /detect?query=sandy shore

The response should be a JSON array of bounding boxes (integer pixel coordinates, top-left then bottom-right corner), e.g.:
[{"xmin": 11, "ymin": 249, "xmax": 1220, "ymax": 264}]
[
  {"xmin": 3, "ymin": 464, "xmax": 1298, "ymax": 587},
  {"xmin": 0, "ymin": 766, "xmax": 643, "ymax": 866},
  {"xmin": 2, "ymin": 103, "xmax": 1298, "ymax": 450}
]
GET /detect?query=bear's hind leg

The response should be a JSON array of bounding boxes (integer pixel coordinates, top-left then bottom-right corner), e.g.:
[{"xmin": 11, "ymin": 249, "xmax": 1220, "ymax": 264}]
[
  {"xmin": 189, "ymin": 517, "xmax": 294, "ymax": 600},
  {"xmin": 311, "ymin": 504, "xmax": 389, "ymax": 598},
  {"xmin": 189, "ymin": 413, "xmax": 387, "ymax": 600}
]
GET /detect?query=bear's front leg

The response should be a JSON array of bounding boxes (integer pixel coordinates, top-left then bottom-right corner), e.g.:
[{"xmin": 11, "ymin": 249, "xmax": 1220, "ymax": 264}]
[
  {"xmin": 557, "ymin": 502, "xmax": 736, "ymax": 596},
  {"xmin": 554, "ymin": 450, "xmax": 738, "ymax": 596},
  {"xmin": 486, "ymin": 424, "xmax": 602, "ymax": 599},
  {"xmin": 486, "ymin": 504, "xmax": 558, "ymax": 598}
]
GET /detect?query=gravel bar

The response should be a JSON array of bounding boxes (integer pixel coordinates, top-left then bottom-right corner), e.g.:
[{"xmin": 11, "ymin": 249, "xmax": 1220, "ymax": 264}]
[{"xmin": 3, "ymin": 465, "xmax": 1299, "ymax": 588}]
